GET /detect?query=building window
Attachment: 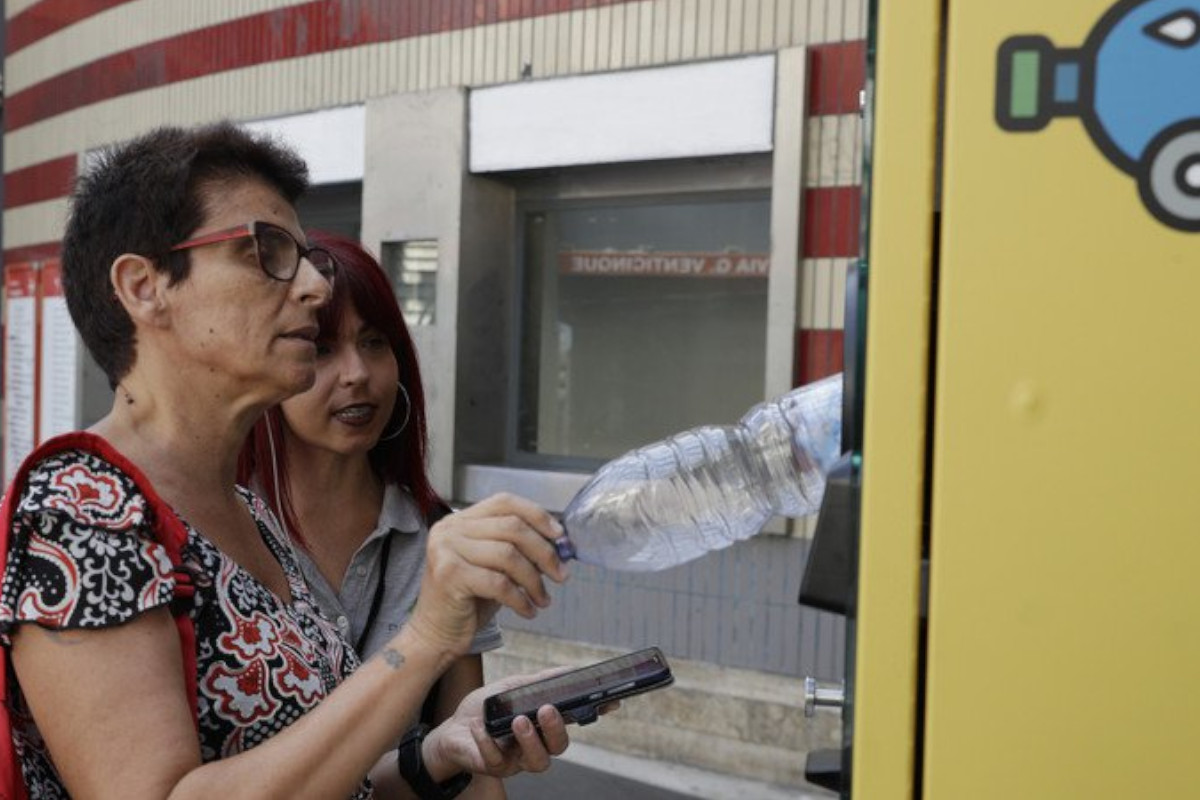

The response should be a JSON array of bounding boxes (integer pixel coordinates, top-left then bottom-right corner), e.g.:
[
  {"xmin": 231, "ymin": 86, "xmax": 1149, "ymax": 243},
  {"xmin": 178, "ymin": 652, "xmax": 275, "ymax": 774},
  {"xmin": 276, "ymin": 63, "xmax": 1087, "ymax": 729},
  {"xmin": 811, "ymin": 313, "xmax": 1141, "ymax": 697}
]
[
  {"xmin": 517, "ymin": 191, "xmax": 771, "ymax": 463},
  {"xmin": 381, "ymin": 239, "xmax": 439, "ymax": 327},
  {"xmin": 296, "ymin": 181, "xmax": 362, "ymax": 241}
]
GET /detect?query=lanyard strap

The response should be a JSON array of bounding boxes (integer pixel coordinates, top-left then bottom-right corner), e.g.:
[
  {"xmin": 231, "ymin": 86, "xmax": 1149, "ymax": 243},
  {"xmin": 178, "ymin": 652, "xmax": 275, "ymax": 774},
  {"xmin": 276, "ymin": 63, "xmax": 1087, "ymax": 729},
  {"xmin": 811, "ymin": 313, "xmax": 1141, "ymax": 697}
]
[
  {"xmin": 355, "ymin": 531, "xmax": 394, "ymax": 654},
  {"xmin": 354, "ymin": 504, "xmax": 453, "ymax": 719},
  {"xmin": 353, "ymin": 529, "xmax": 440, "ymax": 724}
]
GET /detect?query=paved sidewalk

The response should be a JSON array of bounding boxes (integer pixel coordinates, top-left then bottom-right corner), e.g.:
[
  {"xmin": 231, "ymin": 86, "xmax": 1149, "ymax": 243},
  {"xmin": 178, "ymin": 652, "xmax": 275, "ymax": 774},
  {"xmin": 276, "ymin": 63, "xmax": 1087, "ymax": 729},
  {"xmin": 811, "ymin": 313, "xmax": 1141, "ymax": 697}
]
[{"xmin": 504, "ymin": 742, "xmax": 835, "ymax": 800}]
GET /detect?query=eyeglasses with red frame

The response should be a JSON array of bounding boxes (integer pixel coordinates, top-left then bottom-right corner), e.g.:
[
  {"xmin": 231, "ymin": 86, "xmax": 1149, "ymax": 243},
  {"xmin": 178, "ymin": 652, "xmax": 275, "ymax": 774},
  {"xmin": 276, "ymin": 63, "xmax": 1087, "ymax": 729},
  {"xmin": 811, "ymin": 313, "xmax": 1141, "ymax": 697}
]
[{"xmin": 170, "ymin": 220, "xmax": 338, "ymax": 283}]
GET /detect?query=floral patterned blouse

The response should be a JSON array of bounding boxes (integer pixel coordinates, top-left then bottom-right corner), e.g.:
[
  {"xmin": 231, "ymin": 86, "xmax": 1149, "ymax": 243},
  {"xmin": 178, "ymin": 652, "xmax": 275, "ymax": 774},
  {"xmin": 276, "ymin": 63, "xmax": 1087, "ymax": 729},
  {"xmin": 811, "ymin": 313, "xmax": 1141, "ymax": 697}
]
[{"xmin": 0, "ymin": 447, "xmax": 369, "ymax": 798}]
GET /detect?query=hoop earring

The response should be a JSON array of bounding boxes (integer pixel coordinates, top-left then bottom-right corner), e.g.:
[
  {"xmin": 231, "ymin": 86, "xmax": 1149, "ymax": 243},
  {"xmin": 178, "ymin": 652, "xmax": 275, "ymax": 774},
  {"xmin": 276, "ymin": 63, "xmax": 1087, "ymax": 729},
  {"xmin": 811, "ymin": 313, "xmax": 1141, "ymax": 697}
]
[{"xmin": 378, "ymin": 381, "xmax": 411, "ymax": 443}]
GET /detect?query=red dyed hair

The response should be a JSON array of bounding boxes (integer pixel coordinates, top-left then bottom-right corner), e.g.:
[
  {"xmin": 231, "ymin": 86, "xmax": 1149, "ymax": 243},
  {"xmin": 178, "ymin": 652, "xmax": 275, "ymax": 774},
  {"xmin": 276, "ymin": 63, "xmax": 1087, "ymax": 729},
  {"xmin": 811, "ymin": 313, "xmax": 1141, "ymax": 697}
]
[{"xmin": 237, "ymin": 232, "xmax": 443, "ymax": 546}]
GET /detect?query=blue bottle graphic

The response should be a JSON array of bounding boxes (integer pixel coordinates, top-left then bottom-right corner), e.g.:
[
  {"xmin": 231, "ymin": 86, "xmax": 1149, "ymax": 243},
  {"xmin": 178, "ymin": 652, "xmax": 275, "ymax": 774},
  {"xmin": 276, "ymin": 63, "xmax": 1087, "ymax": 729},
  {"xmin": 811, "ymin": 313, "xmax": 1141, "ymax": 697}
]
[{"xmin": 996, "ymin": 0, "xmax": 1200, "ymax": 231}]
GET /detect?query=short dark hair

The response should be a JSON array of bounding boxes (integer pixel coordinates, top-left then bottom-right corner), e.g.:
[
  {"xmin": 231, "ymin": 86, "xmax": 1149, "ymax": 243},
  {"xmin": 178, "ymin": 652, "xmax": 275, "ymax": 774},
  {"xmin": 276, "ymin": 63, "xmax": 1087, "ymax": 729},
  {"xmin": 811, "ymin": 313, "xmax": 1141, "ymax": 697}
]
[{"xmin": 61, "ymin": 121, "xmax": 310, "ymax": 385}]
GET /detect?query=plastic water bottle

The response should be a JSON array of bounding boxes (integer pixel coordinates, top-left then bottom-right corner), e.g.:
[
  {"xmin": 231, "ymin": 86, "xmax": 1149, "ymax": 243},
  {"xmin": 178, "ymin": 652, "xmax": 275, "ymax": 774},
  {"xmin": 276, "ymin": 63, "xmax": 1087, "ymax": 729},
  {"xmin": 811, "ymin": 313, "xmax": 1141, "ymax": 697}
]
[{"xmin": 555, "ymin": 373, "xmax": 843, "ymax": 571}]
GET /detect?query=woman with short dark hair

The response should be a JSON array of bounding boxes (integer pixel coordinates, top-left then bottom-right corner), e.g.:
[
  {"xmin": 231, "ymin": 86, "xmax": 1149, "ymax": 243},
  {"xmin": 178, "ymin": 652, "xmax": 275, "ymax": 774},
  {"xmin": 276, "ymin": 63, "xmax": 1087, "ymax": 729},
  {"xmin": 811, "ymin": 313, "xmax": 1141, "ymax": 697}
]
[{"xmin": 0, "ymin": 122, "xmax": 574, "ymax": 799}]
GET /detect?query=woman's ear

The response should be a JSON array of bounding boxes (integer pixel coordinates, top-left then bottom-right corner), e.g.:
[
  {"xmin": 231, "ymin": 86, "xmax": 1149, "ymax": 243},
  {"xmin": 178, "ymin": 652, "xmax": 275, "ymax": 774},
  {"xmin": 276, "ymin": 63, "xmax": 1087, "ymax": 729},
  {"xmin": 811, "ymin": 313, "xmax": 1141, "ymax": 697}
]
[{"xmin": 110, "ymin": 254, "xmax": 170, "ymax": 327}]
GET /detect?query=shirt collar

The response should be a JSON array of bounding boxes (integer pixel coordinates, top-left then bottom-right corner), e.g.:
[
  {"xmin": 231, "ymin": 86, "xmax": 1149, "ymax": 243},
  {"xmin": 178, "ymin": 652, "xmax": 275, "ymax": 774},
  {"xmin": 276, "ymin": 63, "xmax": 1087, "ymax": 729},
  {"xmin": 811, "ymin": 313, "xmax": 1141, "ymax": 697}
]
[{"xmin": 375, "ymin": 482, "xmax": 423, "ymax": 538}]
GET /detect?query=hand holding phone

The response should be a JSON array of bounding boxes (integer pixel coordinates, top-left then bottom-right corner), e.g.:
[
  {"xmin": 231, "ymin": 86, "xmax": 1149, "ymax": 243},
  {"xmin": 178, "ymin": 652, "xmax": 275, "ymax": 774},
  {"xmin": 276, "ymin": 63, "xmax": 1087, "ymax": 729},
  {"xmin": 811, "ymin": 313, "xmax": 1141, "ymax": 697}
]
[{"xmin": 483, "ymin": 646, "xmax": 674, "ymax": 738}]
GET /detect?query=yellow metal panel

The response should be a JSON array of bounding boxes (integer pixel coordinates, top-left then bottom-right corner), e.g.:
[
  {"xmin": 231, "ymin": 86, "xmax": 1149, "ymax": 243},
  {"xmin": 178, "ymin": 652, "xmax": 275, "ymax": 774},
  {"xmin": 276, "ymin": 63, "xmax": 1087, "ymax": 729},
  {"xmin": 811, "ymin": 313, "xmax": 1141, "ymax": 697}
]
[
  {"xmin": 926, "ymin": 1, "xmax": 1200, "ymax": 797},
  {"xmin": 853, "ymin": 0, "xmax": 942, "ymax": 796}
]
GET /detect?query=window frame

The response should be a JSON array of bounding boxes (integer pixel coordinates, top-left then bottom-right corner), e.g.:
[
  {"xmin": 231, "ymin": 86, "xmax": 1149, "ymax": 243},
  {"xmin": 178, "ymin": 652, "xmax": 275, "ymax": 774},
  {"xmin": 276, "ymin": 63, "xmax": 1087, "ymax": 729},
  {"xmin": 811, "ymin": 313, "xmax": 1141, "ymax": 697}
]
[{"xmin": 504, "ymin": 156, "xmax": 774, "ymax": 472}]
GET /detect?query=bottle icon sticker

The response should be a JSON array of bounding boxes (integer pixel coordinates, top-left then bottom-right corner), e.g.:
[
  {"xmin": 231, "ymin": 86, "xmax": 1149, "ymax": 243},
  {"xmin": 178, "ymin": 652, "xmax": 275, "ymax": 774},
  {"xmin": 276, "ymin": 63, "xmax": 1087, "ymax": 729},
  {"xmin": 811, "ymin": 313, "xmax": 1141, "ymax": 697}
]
[{"xmin": 996, "ymin": 0, "xmax": 1200, "ymax": 231}]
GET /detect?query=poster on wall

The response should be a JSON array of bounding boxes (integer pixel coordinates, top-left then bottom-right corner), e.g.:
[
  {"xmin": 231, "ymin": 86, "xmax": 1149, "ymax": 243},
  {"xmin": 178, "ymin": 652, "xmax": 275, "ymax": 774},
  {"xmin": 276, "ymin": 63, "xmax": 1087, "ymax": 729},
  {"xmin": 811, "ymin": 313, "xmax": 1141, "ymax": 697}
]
[
  {"xmin": 4, "ymin": 264, "xmax": 39, "ymax": 486},
  {"xmin": 38, "ymin": 260, "xmax": 79, "ymax": 443}
]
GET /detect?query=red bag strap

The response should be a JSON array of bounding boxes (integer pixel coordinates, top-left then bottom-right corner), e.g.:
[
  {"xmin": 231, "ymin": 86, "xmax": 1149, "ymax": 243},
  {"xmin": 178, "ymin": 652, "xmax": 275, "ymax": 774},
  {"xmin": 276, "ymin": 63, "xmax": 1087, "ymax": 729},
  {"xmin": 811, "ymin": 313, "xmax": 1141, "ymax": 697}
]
[{"xmin": 0, "ymin": 432, "xmax": 199, "ymax": 778}]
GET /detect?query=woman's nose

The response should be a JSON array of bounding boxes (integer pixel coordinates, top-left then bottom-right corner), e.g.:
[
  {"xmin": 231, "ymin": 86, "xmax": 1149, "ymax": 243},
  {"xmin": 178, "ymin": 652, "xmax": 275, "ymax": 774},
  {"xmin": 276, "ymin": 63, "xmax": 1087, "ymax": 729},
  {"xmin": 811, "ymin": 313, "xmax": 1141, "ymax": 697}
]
[
  {"xmin": 294, "ymin": 257, "xmax": 334, "ymax": 307},
  {"xmin": 337, "ymin": 349, "xmax": 369, "ymax": 386}
]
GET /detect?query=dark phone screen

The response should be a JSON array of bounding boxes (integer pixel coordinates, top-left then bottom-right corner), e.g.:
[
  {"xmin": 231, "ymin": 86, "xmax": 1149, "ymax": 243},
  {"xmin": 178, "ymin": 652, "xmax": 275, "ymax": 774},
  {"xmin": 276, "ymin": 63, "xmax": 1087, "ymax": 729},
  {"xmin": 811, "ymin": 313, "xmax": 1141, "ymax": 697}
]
[{"xmin": 488, "ymin": 650, "xmax": 665, "ymax": 716}]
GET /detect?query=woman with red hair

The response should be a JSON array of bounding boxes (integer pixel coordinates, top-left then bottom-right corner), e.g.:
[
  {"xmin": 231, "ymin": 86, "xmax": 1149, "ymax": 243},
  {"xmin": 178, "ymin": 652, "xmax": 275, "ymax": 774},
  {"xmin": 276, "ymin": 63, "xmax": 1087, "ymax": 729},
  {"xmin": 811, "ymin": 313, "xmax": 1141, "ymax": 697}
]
[{"xmin": 240, "ymin": 232, "xmax": 508, "ymax": 798}]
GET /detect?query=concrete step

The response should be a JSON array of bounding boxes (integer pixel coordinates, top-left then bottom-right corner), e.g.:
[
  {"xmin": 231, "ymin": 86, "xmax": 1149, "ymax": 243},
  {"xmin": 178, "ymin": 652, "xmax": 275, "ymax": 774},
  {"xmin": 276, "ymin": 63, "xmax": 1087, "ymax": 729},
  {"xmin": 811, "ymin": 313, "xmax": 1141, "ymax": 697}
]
[{"xmin": 506, "ymin": 741, "xmax": 836, "ymax": 800}]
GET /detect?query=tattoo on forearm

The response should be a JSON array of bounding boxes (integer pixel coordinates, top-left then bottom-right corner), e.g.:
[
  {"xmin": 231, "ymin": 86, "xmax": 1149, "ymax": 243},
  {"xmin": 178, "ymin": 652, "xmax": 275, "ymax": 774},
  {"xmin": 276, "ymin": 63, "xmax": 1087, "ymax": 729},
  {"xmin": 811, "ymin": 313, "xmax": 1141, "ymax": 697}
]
[{"xmin": 381, "ymin": 647, "xmax": 405, "ymax": 670}]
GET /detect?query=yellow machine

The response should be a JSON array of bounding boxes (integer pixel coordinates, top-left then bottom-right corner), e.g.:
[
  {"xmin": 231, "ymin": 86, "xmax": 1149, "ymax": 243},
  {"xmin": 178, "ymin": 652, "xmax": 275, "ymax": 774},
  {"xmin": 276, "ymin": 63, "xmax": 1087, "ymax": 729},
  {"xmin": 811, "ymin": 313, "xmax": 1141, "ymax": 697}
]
[{"xmin": 800, "ymin": 0, "xmax": 1200, "ymax": 796}]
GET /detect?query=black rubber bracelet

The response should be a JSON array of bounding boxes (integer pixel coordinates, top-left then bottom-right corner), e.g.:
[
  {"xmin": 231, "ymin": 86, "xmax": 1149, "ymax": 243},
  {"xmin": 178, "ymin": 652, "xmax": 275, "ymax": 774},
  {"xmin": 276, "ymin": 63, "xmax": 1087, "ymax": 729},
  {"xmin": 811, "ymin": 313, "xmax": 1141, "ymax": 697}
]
[{"xmin": 396, "ymin": 723, "xmax": 473, "ymax": 800}]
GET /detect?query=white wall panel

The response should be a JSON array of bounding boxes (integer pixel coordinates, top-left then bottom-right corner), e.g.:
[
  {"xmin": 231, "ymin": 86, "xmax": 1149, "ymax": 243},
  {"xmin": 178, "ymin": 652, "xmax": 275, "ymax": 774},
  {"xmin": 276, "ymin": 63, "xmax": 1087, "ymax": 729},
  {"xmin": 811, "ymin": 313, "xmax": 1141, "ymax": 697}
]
[
  {"xmin": 812, "ymin": 0, "xmax": 866, "ymax": 42},
  {"xmin": 807, "ymin": 114, "xmax": 863, "ymax": 187},
  {"xmin": 799, "ymin": 258, "xmax": 853, "ymax": 328},
  {"xmin": 767, "ymin": 47, "xmax": 808, "ymax": 403},
  {"xmin": 243, "ymin": 105, "xmax": 365, "ymax": 184},
  {"xmin": 469, "ymin": 55, "xmax": 774, "ymax": 172}
]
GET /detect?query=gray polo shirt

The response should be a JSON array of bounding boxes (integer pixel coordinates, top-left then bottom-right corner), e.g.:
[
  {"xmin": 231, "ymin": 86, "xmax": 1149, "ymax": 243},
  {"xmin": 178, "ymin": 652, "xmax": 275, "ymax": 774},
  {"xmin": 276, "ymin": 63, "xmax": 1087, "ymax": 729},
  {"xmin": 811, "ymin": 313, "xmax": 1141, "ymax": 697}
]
[{"xmin": 294, "ymin": 483, "xmax": 503, "ymax": 659}]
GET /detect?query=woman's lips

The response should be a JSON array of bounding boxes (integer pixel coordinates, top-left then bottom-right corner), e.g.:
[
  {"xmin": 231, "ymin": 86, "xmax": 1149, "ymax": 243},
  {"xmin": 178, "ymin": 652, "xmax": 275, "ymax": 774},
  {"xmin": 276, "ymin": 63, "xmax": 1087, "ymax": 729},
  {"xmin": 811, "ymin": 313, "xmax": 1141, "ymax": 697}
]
[
  {"xmin": 332, "ymin": 403, "xmax": 377, "ymax": 426},
  {"xmin": 280, "ymin": 325, "xmax": 319, "ymax": 344}
]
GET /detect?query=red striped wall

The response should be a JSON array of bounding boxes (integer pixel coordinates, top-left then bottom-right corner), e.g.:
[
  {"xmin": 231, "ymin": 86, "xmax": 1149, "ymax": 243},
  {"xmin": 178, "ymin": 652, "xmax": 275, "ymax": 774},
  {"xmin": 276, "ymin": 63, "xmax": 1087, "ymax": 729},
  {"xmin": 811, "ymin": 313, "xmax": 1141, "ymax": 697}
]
[
  {"xmin": 798, "ymin": 41, "xmax": 863, "ymax": 381},
  {"xmin": 796, "ymin": 328, "xmax": 845, "ymax": 385},
  {"xmin": 3, "ymin": 242, "xmax": 64, "ymax": 264},
  {"xmin": 804, "ymin": 186, "xmax": 861, "ymax": 259},
  {"xmin": 4, "ymin": 11, "xmax": 866, "ymax": 278},
  {"xmin": 808, "ymin": 40, "xmax": 866, "ymax": 116},
  {"xmin": 5, "ymin": 0, "xmax": 644, "ymax": 131},
  {"xmin": 4, "ymin": 155, "xmax": 76, "ymax": 208},
  {"xmin": 7, "ymin": 0, "xmax": 137, "ymax": 54}
]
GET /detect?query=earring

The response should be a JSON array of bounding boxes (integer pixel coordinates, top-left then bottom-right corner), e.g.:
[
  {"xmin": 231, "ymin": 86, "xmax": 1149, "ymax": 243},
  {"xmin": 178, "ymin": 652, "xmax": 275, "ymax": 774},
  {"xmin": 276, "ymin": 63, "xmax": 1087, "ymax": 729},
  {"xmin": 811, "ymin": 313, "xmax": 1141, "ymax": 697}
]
[{"xmin": 378, "ymin": 381, "xmax": 412, "ymax": 442}]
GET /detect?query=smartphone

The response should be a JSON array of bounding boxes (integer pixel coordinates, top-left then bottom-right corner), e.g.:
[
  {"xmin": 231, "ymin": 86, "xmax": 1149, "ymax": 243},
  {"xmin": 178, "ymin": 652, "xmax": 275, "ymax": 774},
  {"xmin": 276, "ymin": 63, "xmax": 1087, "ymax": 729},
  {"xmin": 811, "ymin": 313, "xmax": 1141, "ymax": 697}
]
[{"xmin": 483, "ymin": 646, "xmax": 674, "ymax": 738}]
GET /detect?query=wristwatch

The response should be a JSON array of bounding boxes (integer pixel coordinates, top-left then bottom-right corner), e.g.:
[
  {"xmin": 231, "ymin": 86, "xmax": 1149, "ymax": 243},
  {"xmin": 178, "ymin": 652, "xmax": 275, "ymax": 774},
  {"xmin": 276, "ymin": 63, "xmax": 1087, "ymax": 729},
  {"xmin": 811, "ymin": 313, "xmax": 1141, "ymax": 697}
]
[{"xmin": 396, "ymin": 723, "xmax": 473, "ymax": 800}]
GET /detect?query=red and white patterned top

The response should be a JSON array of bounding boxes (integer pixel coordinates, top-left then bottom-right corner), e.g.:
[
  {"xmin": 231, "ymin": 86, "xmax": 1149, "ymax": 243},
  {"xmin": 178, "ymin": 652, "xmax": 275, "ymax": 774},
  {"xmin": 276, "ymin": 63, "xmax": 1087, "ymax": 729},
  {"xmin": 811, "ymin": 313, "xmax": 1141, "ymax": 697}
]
[{"xmin": 0, "ymin": 448, "xmax": 369, "ymax": 798}]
